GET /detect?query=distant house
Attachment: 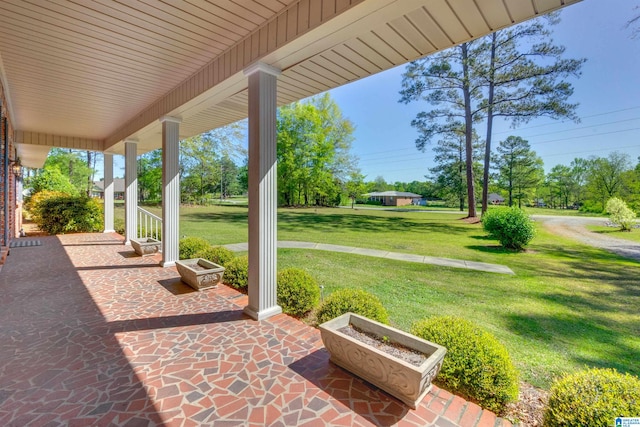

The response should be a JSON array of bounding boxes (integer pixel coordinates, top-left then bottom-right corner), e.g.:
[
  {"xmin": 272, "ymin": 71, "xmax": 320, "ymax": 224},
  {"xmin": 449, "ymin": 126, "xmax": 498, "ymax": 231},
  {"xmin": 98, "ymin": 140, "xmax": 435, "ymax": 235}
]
[
  {"xmin": 488, "ymin": 193, "xmax": 505, "ymax": 205},
  {"xmin": 92, "ymin": 179, "xmax": 125, "ymax": 200},
  {"xmin": 364, "ymin": 191, "xmax": 423, "ymax": 207}
]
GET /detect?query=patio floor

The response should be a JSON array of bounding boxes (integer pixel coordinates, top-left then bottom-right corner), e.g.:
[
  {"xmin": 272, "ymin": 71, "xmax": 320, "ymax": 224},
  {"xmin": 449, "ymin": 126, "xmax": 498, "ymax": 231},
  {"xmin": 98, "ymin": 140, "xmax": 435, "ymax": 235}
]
[{"xmin": 0, "ymin": 233, "xmax": 512, "ymax": 427}]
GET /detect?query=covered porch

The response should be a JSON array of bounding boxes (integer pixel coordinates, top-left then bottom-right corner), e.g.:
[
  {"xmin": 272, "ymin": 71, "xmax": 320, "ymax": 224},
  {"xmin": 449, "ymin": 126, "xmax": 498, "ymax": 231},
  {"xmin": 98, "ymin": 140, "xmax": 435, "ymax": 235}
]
[
  {"xmin": 0, "ymin": 233, "xmax": 510, "ymax": 426},
  {"xmin": 2, "ymin": 0, "xmax": 581, "ymax": 323}
]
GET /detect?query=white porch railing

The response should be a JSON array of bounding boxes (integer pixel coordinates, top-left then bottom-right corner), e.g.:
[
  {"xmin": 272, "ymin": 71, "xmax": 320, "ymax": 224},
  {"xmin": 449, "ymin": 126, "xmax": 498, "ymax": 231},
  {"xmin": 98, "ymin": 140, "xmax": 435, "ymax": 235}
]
[{"xmin": 137, "ymin": 207, "xmax": 162, "ymax": 241}]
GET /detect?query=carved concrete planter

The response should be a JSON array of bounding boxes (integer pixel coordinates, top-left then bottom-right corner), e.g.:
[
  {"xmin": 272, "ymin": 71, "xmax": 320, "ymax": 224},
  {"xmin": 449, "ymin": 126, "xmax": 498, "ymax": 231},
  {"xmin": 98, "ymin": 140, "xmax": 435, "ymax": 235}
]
[
  {"xmin": 131, "ymin": 238, "xmax": 161, "ymax": 256},
  {"xmin": 319, "ymin": 312, "xmax": 446, "ymax": 409},
  {"xmin": 175, "ymin": 258, "xmax": 225, "ymax": 291}
]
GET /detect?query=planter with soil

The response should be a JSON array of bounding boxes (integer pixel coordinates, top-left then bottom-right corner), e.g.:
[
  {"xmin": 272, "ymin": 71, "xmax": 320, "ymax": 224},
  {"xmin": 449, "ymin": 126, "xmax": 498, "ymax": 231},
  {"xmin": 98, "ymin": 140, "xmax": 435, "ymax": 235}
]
[
  {"xmin": 319, "ymin": 312, "xmax": 446, "ymax": 409},
  {"xmin": 175, "ymin": 258, "xmax": 225, "ymax": 291},
  {"xmin": 131, "ymin": 238, "xmax": 161, "ymax": 256}
]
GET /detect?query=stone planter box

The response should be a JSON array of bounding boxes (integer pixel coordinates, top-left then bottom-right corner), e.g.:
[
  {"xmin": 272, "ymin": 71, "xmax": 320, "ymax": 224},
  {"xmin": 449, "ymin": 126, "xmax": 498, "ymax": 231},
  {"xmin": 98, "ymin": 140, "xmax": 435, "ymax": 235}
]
[
  {"xmin": 175, "ymin": 258, "xmax": 225, "ymax": 291},
  {"xmin": 319, "ymin": 312, "xmax": 447, "ymax": 409},
  {"xmin": 131, "ymin": 238, "xmax": 161, "ymax": 256}
]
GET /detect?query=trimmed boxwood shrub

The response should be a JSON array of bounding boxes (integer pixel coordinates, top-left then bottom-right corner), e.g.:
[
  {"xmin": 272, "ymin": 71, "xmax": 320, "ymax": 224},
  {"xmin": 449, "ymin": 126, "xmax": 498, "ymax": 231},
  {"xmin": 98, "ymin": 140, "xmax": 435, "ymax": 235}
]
[
  {"xmin": 482, "ymin": 207, "xmax": 535, "ymax": 250},
  {"xmin": 544, "ymin": 368, "xmax": 640, "ymax": 427},
  {"xmin": 224, "ymin": 255, "xmax": 248, "ymax": 291},
  {"xmin": 316, "ymin": 288, "xmax": 389, "ymax": 325},
  {"xmin": 194, "ymin": 246, "xmax": 235, "ymax": 267},
  {"xmin": 411, "ymin": 316, "xmax": 518, "ymax": 414},
  {"xmin": 31, "ymin": 194, "xmax": 104, "ymax": 234},
  {"xmin": 277, "ymin": 268, "xmax": 320, "ymax": 317},
  {"xmin": 179, "ymin": 237, "xmax": 211, "ymax": 260}
]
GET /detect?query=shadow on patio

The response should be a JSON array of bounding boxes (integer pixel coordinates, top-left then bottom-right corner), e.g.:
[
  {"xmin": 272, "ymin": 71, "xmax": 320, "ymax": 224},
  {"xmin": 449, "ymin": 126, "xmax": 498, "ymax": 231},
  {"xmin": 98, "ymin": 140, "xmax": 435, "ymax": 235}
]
[{"xmin": 0, "ymin": 233, "xmax": 509, "ymax": 426}]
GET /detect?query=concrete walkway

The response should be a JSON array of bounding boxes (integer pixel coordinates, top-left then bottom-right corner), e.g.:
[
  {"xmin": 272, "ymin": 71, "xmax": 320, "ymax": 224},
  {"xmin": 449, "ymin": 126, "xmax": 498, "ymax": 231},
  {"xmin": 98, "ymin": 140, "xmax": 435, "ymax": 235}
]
[{"xmin": 224, "ymin": 241, "xmax": 515, "ymax": 275}]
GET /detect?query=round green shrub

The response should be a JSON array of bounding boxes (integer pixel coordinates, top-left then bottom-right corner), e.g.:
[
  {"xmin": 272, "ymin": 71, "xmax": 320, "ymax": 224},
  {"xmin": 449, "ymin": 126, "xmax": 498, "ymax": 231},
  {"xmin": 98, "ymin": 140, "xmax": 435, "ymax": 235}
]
[
  {"xmin": 193, "ymin": 246, "xmax": 235, "ymax": 267},
  {"xmin": 277, "ymin": 268, "xmax": 320, "ymax": 317},
  {"xmin": 544, "ymin": 368, "xmax": 640, "ymax": 427},
  {"xmin": 224, "ymin": 255, "xmax": 248, "ymax": 291},
  {"xmin": 410, "ymin": 316, "xmax": 518, "ymax": 414},
  {"xmin": 179, "ymin": 237, "xmax": 211, "ymax": 260},
  {"xmin": 482, "ymin": 207, "xmax": 535, "ymax": 250},
  {"xmin": 316, "ymin": 288, "xmax": 389, "ymax": 325}
]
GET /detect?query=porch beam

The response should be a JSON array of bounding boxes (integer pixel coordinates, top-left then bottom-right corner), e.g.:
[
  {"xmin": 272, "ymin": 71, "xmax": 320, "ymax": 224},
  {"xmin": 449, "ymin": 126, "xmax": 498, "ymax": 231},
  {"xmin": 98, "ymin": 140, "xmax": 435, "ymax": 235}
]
[
  {"xmin": 103, "ymin": 153, "xmax": 115, "ymax": 233},
  {"xmin": 160, "ymin": 116, "xmax": 181, "ymax": 267},
  {"xmin": 124, "ymin": 140, "xmax": 137, "ymax": 245},
  {"xmin": 244, "ymin": 62, "xmax": 282, "ymax": 321}
]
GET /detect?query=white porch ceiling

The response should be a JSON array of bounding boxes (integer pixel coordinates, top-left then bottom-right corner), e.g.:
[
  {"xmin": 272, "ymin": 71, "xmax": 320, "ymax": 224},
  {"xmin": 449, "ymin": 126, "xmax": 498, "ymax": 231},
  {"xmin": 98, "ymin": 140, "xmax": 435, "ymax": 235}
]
[{"xmin": 0, "ymin": 0, "xmax": 580, "ymax": 167}]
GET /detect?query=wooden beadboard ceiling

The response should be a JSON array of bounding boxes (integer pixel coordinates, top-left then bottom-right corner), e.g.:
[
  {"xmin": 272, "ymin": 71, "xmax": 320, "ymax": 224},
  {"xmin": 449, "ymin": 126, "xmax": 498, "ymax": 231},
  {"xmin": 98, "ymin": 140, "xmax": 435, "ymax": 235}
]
[{"xmin": 0, "ymin": 0, "xmax": 580, "ymax": 165}]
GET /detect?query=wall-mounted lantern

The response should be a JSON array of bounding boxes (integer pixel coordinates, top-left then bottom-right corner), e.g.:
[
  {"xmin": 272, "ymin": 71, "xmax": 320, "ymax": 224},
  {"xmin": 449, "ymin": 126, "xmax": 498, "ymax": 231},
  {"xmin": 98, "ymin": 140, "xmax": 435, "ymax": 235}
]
[{"xmin": 10, "ymin": 158, "xmax": 21, "ymax": 177}]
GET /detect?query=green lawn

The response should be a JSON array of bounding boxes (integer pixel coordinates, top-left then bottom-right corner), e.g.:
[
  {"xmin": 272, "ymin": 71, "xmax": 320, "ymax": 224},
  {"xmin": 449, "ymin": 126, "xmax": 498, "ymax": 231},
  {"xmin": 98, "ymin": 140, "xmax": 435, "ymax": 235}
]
[
  {"xmin": 587, "ymin": 225, "xmax": 640, "ymax": 243},
  {"xmin": 117, "ymin": 205, "xmax": 639, "ymax": 389},
  {"xmin": 523, "ymin": 206, "xmax": 605, "ymax": 217}
]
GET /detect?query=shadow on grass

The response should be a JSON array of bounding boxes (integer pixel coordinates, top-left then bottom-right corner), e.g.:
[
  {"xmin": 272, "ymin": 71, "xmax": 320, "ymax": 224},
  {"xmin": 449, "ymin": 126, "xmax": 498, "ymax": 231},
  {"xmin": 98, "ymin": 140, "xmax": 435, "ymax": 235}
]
[
  {"xmin": 183, "ymin": 208, "xmax": 472, "ymax": 236},
  {"xmin": 504, "ymin": 312, "xmax": 639, "ymax": 378},
  {"xmin": 466, "ymin": 245, "xmax": 520, "ymax": 255}
]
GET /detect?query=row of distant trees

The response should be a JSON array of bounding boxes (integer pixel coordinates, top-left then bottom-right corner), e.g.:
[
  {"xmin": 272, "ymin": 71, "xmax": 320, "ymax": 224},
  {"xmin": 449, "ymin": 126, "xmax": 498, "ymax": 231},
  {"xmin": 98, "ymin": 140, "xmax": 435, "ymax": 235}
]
[{"xmin": 401, "ymin": 132, "xmax": 640, "ymax": 214}]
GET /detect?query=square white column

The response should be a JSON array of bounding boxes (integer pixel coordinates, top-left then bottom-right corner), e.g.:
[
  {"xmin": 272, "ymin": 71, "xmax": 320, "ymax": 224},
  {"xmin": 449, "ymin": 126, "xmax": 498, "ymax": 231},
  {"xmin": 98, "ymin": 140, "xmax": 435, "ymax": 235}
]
[
  {"xmin": 160, "ymin": 116, "xmax": 181, "ymax": 267},
  {"xmin": 244, "ymin": 62, "xmax": 282, "ymax": 321},
  {"xmin": 103, "ymin": 153, "xmax": 115, "ymax": 233},
  {"xmin": 124, "ymin": 141, "xmax": 138, "ymax": 245}
]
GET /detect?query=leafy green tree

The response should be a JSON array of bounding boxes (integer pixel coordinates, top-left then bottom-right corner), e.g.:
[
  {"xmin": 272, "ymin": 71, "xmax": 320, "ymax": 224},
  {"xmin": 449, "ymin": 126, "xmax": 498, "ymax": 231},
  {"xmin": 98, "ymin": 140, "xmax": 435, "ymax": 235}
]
[
  {"xmin": 137, "ymin": 149, "xmax": 162, "ymax": 202},
  {"xmin": 369, "ymin": 176, "xmax": 391, "ymax": 192},
  {"xmin": 621, "ymin": 158, "xmax": 640, "ymax": 212},
  {"xmin": 478, "ymin": 17, "xmax": 584, "ymax": 214},
  {"xmin": 277, "ymin": 94, "xmax": 355, "ymax": 206},
  {"xmin": 236, "ymin": 159, "xmax": 248, "ymax": 195},
  {"xmin": 547, "ymin": 164, "xmax": 576, "ymax": 209},
  {"xmin": 180, "ymin": 122, "xmax": 246, "ymax": 203},
  {"xmin": 570, "ymin": 157, "xmax": 590, "ymax": 206},
  {"xmin": 42, "ymin": 148, "xmax": 95, "ymax": 195},
  {"xmin": 219, "ymin": 154, "xmax": 239, "ymax": 198},
  {"xmin": 405, "ymin": 180, "xmax": 437, "ymax": 199},
  {"xmin": 494, "ymin": 136, "xmax": 544, "ymax": 208},
  {"xmin": 586, "ymin": 152, "xmax": 631, "ymax": 212},
  {"xmin": 345, "ymin": 172, "xmax": 366, "ymax": 208}
]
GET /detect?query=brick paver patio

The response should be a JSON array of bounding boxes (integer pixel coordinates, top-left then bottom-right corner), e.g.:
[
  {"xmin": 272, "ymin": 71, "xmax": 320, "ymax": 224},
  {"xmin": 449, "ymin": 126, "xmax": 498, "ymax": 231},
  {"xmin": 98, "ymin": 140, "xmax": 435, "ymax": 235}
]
[{"xmin": 0, "ymin": 233, "xmax": 511, "ymax": 426}]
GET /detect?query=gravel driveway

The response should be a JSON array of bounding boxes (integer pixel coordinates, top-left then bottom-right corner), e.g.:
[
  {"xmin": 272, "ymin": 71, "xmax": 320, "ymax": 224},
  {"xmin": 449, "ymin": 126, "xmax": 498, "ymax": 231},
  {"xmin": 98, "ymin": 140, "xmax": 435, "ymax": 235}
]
[{"xmin": 533, "ymin": 215, "xmax": 640, "ymax": 262}]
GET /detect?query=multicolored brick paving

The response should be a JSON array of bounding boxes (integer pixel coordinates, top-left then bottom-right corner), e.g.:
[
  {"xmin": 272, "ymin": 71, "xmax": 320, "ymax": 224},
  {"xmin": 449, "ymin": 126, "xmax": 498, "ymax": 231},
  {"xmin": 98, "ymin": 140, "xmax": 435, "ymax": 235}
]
[{"xmin": 0, "ymin": 233, "xmax": 512, "ymax": 427}]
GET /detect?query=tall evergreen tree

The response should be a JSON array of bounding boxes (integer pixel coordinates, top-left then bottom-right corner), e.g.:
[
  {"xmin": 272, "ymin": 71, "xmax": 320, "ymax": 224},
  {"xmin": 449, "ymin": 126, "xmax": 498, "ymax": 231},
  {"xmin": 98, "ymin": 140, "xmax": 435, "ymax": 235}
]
[
  {"xmin": 400, "ymin": 14, "xmax": 583, "ymax": 217},
  {"xmin": 478, "ymin": 17, "xmax": 584, "ymax": 214},
  {"xmin": 399, "ymin": 41, "xmax": 485, "ymax": 218},
  {"xmin": 429, "ymin": 128, "xmax": 483, "ymax": 211}
]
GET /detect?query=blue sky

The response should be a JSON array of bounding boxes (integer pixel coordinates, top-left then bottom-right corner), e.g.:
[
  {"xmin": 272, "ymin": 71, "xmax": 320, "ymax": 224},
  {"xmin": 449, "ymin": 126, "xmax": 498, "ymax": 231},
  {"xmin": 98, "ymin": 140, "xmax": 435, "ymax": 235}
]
[{"xmin": 329, "ymin": 0, "xmax": 640, "ymax": 183}]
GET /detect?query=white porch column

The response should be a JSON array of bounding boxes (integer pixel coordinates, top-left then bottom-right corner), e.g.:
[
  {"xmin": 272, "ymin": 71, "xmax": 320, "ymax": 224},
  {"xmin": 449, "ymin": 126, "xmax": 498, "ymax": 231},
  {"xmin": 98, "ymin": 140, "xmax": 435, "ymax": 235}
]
[
  {"xmin": 244, "ymin": 62, "xmax": 282, "ymax": 321},
  {"xmin": 160, "ymin": 116, "xmax": 181, "ymax": 267},
  {"xmin": 103, "ymin": 153, "xmax": 115, "ymax": 233},
  {"xmin": 124, "ymin": 140, "xmax": 138, "ymax": 245}
]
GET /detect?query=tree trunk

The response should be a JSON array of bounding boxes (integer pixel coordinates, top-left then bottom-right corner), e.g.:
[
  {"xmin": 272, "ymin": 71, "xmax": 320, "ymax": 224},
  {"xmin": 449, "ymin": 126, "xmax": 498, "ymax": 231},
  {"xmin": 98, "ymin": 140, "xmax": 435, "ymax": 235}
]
[
  {"xmin": 461, "ymin": 43, "xmax": 477, "ymax": 218},
  {"xmin": 482, "ymin": 33, "xmax": 497, "ymax": 216}
]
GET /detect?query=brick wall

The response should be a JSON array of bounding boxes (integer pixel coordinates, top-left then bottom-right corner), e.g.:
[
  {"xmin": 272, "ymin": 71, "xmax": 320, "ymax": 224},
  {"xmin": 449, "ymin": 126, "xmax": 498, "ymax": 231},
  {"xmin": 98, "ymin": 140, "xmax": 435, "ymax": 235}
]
[{"xmin": 0, "ymin": 79, "xmax": 19, "ymax": 248}]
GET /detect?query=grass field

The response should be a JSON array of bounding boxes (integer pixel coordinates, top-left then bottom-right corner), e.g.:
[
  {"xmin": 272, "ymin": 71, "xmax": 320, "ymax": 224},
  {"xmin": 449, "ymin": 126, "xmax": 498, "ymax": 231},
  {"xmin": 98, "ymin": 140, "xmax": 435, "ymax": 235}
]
[
  {"xmin": 587, "ymin": 224, "xmax": 640, "ymax": 243},
  {"xmin": 117, "ymin": 205, "xmax": 639, "ymax": 389}
]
